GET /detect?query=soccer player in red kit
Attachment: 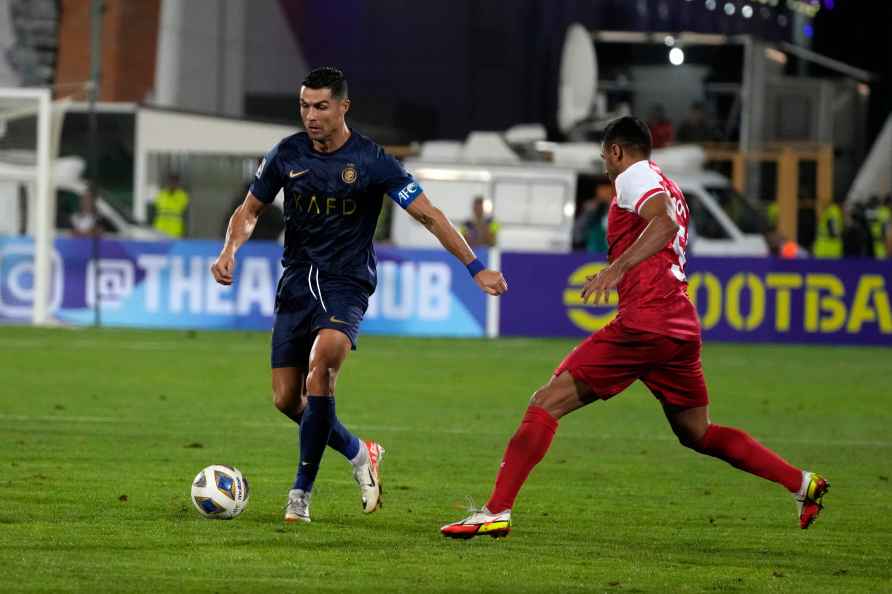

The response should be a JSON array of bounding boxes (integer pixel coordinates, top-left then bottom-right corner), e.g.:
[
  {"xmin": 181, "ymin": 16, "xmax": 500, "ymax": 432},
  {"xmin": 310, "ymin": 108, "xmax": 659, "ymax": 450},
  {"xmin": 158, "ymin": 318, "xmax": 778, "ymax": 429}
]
[{"xmin": 440, "ymin": 116, "xmax": 829, "ymax": 539}]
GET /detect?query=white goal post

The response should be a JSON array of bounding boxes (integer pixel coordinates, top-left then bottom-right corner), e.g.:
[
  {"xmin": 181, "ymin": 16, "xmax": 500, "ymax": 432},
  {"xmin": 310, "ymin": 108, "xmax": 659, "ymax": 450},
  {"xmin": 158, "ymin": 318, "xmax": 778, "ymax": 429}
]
[{"xmin": 0, "ymin": 87, "xmax": 55, "ymax": 325}]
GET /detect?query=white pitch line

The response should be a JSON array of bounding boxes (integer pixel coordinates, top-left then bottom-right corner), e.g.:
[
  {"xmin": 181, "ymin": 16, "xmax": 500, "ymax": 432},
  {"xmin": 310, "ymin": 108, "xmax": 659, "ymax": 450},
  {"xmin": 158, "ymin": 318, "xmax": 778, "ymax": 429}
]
[
  {"xmin": 0, "ymin": 338, "xmax": 264, "ymax": 352},
  {"xmin": 0, "ymin": 413, "xmax": 122, "ymax": 423},
  {"xmin": 344, "ymin": 423, "xmax": 892, "ymax": 448},
  {"xmin": 2, "ymin": 414, "xmax": 890, "ymax": 449}
]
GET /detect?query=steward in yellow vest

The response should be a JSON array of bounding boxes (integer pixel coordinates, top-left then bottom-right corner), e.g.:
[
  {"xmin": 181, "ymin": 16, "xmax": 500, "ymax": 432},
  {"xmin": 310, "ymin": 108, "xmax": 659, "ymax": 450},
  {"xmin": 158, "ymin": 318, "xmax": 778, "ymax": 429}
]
[
  {"xmin": 153, "ymin": 175, "xmax": 190, "ymax": 238},
  {"xmin": 813, "ymin": 202, "xmax": 843, "ymax": 259},
  {"xmin": 870, "ymin": 203, "xmax": 890, "ymax": 259}
]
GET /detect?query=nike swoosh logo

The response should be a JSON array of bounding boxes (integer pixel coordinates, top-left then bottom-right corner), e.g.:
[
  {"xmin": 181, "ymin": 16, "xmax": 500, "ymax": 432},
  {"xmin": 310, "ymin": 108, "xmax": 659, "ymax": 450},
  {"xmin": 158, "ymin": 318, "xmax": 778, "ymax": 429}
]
[
  {"xmin": 366, "ymin": 468, "xmax": 375, "ymax": 488},
  {"xmin": 289, "ymin": 169, "xmax": 310, "ymax": 178},
  {"xmin": 330, "ymin": 316, "xmax": 348, "ymax": 324}
]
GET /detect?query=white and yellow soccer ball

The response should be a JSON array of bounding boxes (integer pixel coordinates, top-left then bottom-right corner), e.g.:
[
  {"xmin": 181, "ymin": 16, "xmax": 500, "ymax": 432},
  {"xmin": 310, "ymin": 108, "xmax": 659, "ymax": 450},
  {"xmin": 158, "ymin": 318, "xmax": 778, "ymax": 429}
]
[{"xmin": 190, "ymin": 465, "xmax": 250, "ymax": 519}]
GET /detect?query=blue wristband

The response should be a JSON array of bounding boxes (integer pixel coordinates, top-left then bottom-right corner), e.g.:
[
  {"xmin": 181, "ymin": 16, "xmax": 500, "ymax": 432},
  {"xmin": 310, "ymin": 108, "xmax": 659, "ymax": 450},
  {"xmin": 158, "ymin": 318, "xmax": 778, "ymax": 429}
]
[{"xmin": 466, "ymin": 258, "xmax": 485, "ymax": 277}]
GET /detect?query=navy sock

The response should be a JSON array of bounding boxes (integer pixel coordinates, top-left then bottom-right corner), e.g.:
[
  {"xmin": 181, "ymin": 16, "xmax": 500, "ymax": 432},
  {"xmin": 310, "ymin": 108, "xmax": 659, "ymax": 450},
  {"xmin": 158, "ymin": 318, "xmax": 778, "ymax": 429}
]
[
  {"xmin": 293, "ymin": 395, "xmax": 334, "ymax": 492},
  {"xmin": 293, "ymin": 403, "xmax": 361, "ymax": 461},
  {"xmin": 328, "ymin": 416, "xmax": 361, "ymax": 461}
]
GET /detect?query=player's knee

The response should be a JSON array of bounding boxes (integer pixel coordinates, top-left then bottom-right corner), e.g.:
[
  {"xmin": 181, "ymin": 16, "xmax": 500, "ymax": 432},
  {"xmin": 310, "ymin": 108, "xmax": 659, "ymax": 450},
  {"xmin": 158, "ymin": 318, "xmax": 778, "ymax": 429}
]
[
  {"xmin": 306, "ymin": 364, "xmax": 337, "ymax": 395},
  {"xmin": 271, "ymin": 381, "xmax": 296, "ymax": 414},
  {"xmin": 529, "ymin": 385, "xmax": 561, "ymax": 415},
  {"xmin": 272, "ymin": 389, "xmax": 286, "ymax": 412},
  {"xmin": 675, "ymin": 425, "xmax": 707, "ymax": 450},
  {"xmin": 528, "ymin": 386, "xmax": 546, "ymax": 407},
  {"xmin": 305, "ymin": 366, "xmax": 325, "ymax": 393},
  {"xmin": 323, "ymin": 367, "xmax": 338, "ymax": 394},
  {"xmin": 677, "ymin": 433, "xmax": 697, "ymax": 449},
  {"xmin": 269, "ymin": 374, "xmax": 307, "ymax": 424},
  {"xmin": 273, "ymin": 391, "xmax": 291, "ymax": 414}
]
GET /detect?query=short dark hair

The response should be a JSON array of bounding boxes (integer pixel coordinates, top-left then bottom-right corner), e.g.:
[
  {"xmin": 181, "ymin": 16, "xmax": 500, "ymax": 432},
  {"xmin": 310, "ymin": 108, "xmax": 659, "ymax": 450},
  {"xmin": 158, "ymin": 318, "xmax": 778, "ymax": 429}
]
[
  {"xmin": 302, "ymin": 66, "xmax": 348, "ymax": 100},
  {"xmin": 602, "ymin": 116, "xmax": 652, "ymax": 157}
]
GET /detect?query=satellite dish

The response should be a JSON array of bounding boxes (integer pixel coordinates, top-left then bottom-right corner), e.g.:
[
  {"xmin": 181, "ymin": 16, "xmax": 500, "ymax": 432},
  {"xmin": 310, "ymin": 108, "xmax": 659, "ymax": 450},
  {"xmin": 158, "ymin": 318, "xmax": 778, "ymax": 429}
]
[{"xmin": 558, "ymin": 23, "xmax": 598, "ymax": 135}]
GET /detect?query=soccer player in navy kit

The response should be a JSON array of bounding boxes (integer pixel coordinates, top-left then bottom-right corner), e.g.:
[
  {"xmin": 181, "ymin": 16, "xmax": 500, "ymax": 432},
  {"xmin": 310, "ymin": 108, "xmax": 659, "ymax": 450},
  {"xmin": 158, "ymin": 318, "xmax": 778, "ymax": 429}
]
[{"xmin": 211, "ymin": 67, "xmax": 507, "ymax": 523}]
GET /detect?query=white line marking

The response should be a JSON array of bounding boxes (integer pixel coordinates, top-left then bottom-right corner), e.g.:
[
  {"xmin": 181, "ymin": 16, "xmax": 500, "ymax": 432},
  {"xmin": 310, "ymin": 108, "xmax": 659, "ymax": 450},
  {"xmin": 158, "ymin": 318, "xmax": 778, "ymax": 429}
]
[
  {"xmin": 240, "ymin": 420, "xmax": 892, "ymax": 448},
  {"xmin": 3, "ymin": 414, "xmax": 889, "ymax": 448},
  {"xmin": 307, "ymin": 265, "xmax": 317, "ymax": 300},
  {"xmin": 0, "ymin": 338, "xmax": 263, "ymax": 352},
  {"xmin": 315, "ymin": 267, "xmax": 327, "ymax": 312},
  {"xmin": 0, "ymin": 414, "xmax": 121, "ymax": 423}
]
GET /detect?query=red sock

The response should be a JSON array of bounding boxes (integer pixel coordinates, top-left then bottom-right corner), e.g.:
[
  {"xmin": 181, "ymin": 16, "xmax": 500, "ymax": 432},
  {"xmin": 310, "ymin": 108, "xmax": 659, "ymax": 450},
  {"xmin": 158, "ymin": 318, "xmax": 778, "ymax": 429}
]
[
  {"xmin": 694, "ymin": 424, "xmax": 802, "ymax": 492},
  {"xmin": 486, "ymin": 406, "xmax": 558, "ymax": 513}
]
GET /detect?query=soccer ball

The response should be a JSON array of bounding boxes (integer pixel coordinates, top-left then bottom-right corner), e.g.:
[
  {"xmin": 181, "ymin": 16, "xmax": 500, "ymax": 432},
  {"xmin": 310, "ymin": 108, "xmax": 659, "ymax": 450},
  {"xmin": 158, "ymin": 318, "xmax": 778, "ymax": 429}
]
[{"xmin": 190, "ymin": 465, "xmax": 250, "ymax": 519}]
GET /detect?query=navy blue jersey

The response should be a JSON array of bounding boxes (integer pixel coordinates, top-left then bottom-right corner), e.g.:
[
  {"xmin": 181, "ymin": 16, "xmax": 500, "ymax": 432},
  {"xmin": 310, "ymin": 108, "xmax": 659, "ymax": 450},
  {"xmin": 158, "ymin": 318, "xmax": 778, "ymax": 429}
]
[{"xmin": 250, "ymin": 130, "xmax": 423, "ymax": 291}]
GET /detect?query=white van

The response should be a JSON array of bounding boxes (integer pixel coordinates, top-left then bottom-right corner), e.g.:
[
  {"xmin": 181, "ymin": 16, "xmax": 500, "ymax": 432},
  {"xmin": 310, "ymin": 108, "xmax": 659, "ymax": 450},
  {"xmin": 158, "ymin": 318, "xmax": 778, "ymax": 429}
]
[
  {"xmin": 394, "ymin": 161, "xmax": 577, "ymax": 252},
  {"xmin": 396, "ymin": 158, "xmax": 769, "ymax": 256},
  {"xmin": 671, "ymin": 170, "xmax": 769, "ymax": 256},
  {"xmin": 0, "ymin": 154, "xmax": 165, "ymax": 240}
]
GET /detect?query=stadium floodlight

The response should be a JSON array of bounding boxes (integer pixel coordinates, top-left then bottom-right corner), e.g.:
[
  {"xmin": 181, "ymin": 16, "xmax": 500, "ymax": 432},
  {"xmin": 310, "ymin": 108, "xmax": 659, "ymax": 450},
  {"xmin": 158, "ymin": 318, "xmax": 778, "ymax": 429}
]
[
  {"xmin": 669, "ymin": 47, "xmax": 686, "ymax": 66},
  {"xmin": 0, "ymin": 87, "xmax": 55, "ymax": 325}
]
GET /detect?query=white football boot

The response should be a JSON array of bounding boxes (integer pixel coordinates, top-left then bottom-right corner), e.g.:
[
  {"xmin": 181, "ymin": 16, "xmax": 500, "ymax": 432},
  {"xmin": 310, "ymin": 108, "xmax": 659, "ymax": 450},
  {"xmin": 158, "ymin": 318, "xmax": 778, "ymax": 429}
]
[
  {"xmin": 353, "ymin": 440, "xmax": 385, "ymax": 513},
  {"xmin": 441, "ymin": 504, "xmax": 512, "ymax": 539},
  {"xmin": 284, "ymin": 488, "xmax": 311, "ymax": 523}
]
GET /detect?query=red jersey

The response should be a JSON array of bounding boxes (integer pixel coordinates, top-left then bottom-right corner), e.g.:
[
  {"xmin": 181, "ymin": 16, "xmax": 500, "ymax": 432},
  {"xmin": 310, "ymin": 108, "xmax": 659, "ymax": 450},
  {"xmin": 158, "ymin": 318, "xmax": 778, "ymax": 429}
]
[{"xmin": 606, "ymin": 160, "xmax": 700, "ymax": 340}]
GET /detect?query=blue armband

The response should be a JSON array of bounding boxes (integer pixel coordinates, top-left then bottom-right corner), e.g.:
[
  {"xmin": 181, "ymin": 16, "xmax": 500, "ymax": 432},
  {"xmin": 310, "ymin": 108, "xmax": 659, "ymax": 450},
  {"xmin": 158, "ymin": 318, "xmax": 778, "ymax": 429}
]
[{"xmin": 466, "ymin": 258, "xmax": 485, "ymax": 277}]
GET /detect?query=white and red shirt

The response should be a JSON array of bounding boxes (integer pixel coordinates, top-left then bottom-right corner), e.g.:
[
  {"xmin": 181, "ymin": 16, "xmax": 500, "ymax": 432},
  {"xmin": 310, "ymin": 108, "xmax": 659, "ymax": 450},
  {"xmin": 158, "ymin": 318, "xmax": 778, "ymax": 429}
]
[{"xmin": 607, "ymin": 160, "xmax": 700, "ymax": 340}]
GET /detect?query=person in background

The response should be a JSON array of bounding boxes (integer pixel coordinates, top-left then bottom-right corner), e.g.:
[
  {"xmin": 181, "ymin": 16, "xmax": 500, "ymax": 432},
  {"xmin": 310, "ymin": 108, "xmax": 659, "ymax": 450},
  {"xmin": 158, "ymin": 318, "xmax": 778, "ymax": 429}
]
[
  {"xmin": 676, "ymin": 101, "xmax": 721, "ymax": 144},
  {"xmin": 152, "ymin": 173, "xmax": 190, "ymax": 238},
  {"xmin": 767, "ymin": 230, "xmax": 807, "ymax": 259},
  {"xmin": 646, "ymin": 104, "xmax": 674, "ymax": 149},
  {"xmin": 572, "ymin": 185, "xmax": 611, "ymax": 253},
  {"xmin": 842, "ymin": 202, "xmax": 875, "ymax": 259},
  {"xmin": 867, "ymin": 195, "xmax": 891, "ymax": 259},
  {"xmin": 461, "ymin": 195, "xmax": 500, "ymax": 247},
  {"xmin": 572, "ymin": 198, "xmax": 600, "ymax": 252},
  {"xmin": 70, "ymin": 185, "xmax": 98, "ymax": 237},
  {"xmin": 765, "ymin": 200, "xmax": 779, "ymax": 231},
  {"xmin": 812, "ymin": 196, "xmax": 843, "ymax": 259},
  {"xmin": 885, "ymin": 195, "xmax": 892, "ymax": 258}
]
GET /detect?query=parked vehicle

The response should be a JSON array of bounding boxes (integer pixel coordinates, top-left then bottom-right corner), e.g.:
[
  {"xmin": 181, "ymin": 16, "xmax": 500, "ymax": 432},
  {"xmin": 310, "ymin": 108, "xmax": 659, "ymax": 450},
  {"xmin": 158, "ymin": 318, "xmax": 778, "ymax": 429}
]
[
  {"xmin": 397, "ymin": 147, "xmax": 769, "ymax": 256},
  {"xmin": 0, "ymin": 155, "xmax": 165, "ymax": 240}
]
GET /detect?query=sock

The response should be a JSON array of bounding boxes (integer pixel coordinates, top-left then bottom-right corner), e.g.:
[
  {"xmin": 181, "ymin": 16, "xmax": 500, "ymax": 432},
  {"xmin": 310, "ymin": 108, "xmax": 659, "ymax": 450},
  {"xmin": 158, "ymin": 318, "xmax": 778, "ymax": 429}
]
[
  {"xmin": 328, "ymin": 416, "xmax": 362, "ymax": 462},
  {"xmin": 486, "ymin": 406, "xmax": 558, "ymax": 513},
  {"xmin": 292, "ymin": 404, "xmax": 362, "ymax": 463},
  {"xmin": 349, "ymin": 440, "xmax": 368, "ymax": 466},
  {"xmin": 293, "ymin": 395, "xmax": 335, "ymax": 492},
  {"xmin": 694, "ymin": 424, "xmax": 802, "ymax": 492}
]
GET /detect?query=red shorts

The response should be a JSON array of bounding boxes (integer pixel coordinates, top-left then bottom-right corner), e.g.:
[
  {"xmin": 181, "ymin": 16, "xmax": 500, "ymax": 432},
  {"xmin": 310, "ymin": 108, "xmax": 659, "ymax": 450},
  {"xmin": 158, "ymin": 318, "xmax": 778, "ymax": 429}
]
[{"xmin": 554, "ymin": 320, "xmax": 709, "ymax": 409}]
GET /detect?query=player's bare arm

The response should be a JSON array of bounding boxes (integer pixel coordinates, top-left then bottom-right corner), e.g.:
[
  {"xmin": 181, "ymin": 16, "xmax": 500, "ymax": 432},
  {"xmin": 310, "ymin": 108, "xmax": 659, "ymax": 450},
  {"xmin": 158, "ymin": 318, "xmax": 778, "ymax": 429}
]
[
  {"xmin": 581, "ymin": 192, "xmax": 678, "ymax": 304},
  {"xmin": 406, "ymin": 193, "xmax": 508, "ymax": 296},
  {"xmin": 211, "ymin": 192, "xmax": 267, "ymax": 286}
]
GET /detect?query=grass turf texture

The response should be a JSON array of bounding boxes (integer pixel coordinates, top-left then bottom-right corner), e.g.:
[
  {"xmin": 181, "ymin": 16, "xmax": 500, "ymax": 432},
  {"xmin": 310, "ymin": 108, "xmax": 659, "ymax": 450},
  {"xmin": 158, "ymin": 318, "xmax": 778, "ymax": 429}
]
[{"xmin": 1, "ymin": 327, "xmax": 890, "ymax": 593}]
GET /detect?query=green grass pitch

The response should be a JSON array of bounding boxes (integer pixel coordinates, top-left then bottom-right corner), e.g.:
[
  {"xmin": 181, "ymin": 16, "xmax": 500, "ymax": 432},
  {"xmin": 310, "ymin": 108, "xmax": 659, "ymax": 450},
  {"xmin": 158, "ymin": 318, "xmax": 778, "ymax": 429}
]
[{"xmin": 1, "ymin": 326, "xmax": 890, "ymax": 592}]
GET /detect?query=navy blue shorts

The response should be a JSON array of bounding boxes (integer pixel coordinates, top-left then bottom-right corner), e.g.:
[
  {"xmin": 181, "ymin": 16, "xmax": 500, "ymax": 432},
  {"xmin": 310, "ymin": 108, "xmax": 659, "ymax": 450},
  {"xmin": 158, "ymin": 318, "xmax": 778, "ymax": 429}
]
[{"xmin": 270, "ymin": 264, "xmax": 369, "ymax": 369}]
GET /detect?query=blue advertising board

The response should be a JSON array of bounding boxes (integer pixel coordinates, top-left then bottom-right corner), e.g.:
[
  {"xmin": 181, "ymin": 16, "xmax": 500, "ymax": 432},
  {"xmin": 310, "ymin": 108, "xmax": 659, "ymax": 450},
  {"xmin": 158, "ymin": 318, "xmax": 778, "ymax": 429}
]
[
  {"xmin": 0, "ymin": 238, "xmax": 487, "ymax": 337},
  {"xmin": 499, "ymin": 253, "xmax": 892, "ymax": 346},
  {"xmin": 5, "ymin": 239, "xmax": 890, "ymax": 345}
]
